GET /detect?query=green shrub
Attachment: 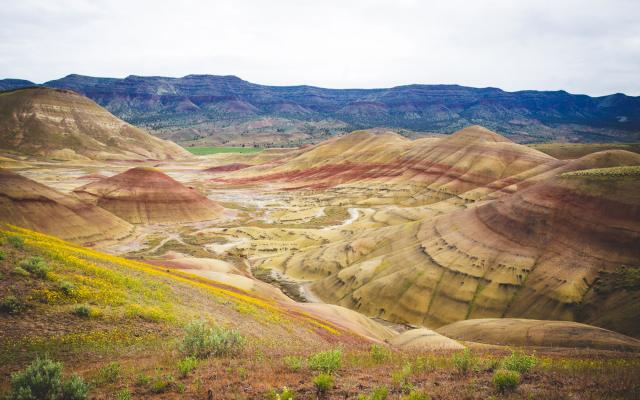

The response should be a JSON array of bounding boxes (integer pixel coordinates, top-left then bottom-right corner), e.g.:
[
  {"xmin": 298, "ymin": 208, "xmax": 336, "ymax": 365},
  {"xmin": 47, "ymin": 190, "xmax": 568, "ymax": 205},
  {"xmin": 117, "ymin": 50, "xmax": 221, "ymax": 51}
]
[
  {"xmin": 135, "ymin": 373, "xmax": 151, "ymax": 386},
  {"xmin": 176, "ymin": 356, "xmax": 198, "ymax": 377},
  {"xmin": 72, "ymin": 305, "xmax": 92, "ymax": 318},
  {"xmin": 8, "ymin": 235, "xmax": 24, "ymax": 249},
  {"xmin": 7, "ymin": 357, "xmax": 63, "ymax": 399},
  {"xmin": 414, "ymin": 356, "xmax": 437, "ymax": 373},
  {"xmin": 61, "ymin": 375, "xmax": 90, "ymax": 400},
  {"xmin": 19, "ymin": 256, "xmax": 50, "ymax": 279},
  {"xmin": 358, "ymin": 385, "xmax": 389, "ymax": 400},
  {"xmin": 180, "ymin": 320, "xmax": 245, "ymax": 359},
  {"xmin": 283, "ymin": 355, "xmax": 304, "ymax": 372},
  {"xmin": 114, "ymin": 389, "xmax": 131, "ymax": 400},
  {"xmin": 493, "ymin": 369, "xmax": 520, "ymax": 393},
  {"xmin": 400, "ymin": 391, "xmax": 431, "ymax": 400},
  {"xmin": 13, "ymin": 266, "xmax": 30, "ymax": 277},
  {"xmin": 313, "ymin": 374, "xmax": 334, "ymax": 397},
  {"xmin": 370, "ymin": 343, "xmax": 391, "ymax": 363},
  {"xmin": 149, "ymin": 375, "xmax": 175, "ymax": 394},
  {"xmin": 0, "ymin": 249, "xmax": 6, "ymax": 260},
  {"xmin": 308, "ymin": 349, "xmax": 342, "ymax": 374},
  {"xmin": 502, "ymin": 350, "xmax": 537, "ymax": 373},
  {"xmin": 95, "ymin": 362, "xmax": 121, "ymax": 384},
  {"xmin": 1, "ymin": 295, "xmax": 26, "ymax": 314},
  {"xmin": 391, "ymin": 362, "xmax": 414, "ymax": 393},
  {"xmin": 452, "ymin": 348, "xmax": 475, "ymax": 375},
  {"xmin": 7, "ymin": 357, "xmax": 89, "ymax": 400},
  {"xmin": 57, "ymin": 281, "xmax": 76, "ymax": 296},
  {"xmin": 267, "ymin": 386, "xmax": 295, "ymax": 400}
]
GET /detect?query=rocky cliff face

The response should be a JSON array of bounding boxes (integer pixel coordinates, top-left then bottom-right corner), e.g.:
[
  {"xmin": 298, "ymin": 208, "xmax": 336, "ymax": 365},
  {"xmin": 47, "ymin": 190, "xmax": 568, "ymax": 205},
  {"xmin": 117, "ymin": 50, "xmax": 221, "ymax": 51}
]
[{"xmin": 3, "ymin": 74, "xmax": 639, "ymax": 144}]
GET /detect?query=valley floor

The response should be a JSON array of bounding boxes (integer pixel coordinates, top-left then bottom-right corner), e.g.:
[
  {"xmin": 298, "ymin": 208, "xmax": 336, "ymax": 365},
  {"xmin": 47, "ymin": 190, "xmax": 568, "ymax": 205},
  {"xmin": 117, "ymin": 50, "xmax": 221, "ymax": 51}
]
[{"xmin": 1, "ymin": 154, "xmax": 639, "ymax": 399}]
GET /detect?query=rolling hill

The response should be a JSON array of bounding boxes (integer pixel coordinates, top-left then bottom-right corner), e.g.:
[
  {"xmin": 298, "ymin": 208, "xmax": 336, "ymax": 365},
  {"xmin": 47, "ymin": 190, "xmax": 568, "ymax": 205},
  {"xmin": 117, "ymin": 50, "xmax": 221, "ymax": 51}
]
[
  {"xmin": 73, "ymin": 167, "xmax": 224, "ymax": 224},
  {"xmin": 0, "ymin": 87, "xmax": 191, "ymax": 160},
  {"xmin": 249, "ymin": 129, "xmax": 640, "ymax": 337},
  {"xmin": 2, "ymin": 74, "xmax": 639, "ymax": 145},
  {"xmin": 0, "ymin": 169, "xmax": 133, "ymax": 244}
]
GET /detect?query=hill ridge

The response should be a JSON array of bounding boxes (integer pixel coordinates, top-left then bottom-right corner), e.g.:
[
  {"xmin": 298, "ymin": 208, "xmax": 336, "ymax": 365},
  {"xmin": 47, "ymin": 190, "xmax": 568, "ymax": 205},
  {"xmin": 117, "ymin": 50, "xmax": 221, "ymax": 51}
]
[{"xmin": 2, "ymin": 74, "xmax": 639, "ymax": 145}]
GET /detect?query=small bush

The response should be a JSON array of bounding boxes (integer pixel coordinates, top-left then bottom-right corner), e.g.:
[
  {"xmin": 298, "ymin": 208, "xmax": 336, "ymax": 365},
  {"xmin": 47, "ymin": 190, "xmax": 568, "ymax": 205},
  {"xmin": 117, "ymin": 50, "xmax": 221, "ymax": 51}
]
[
  {"xmin": 180, "ymin": 320, "xmax": 245, "ymax": 359},
  {"xmin": 8, "ymin": 235, "xmax": 24, "ymax": 249},
  {"xmin": 7, "ymin": 357, "xmax": 63, "ymax": 399},
  {"xmin": 414, "ymin": 356, "xmax": 437, "ymax": 373},
  {"xmin": 95, "ymin": 362, "xmax": 121, "ymax": 384},
  {"xmin": 308, "ymin": 349, "xmax": 342, "ymax": 374},
  {"xmin": 136, "ymin": 374, "xmax": 151, "ymax": 386},
  {"xmin": 149, "ymin": 375, "xmax": 175, "ymax": 394},
  {"xmin": 502, "ymin": 350, "xmax": 537, "ymax": 373},
  {"xmin": 358, "ymin": 385, "xmax": 389, "ymax": 400},
  {"xmin": 283, "ymin": 355, "xmax": 304, "ymax": 372},
  {"xmin": 493, "ymin": 369, "xmax": 520, "ymax": 393},
  {"xmin": 7, "ymin": 357, "xmax": 89, "ymax": 400},
  {"xmin": 401, "ymin": 391, "xmax": 431, "ymax": 400},
  {"xmin": 57, "ymin": 281, "xmax": 76, "ymax": 296},
  {"xmin": 19, "ymin": 256, "xmax": 50, "ymax": 279},
  {"xmin": 1, "ymin": 295, "xmax": 26, "ymax": 314},
  {"xmin": 176, "ymin": 356, "xmax": 198, "ymax": 377},
  {"xmin": 114, "ymin": 389, "xmax": 131, "ymax": 400},
  {"xmin": 72, "ymin": 305, "xmax": 92, "ymax": 318},
  {"xmin": 0, "ymin": 249, "xmax": 5, "ymax": 260},
  {"xmin": 313, "ymin": 374, "xmax": 334, "ymax": 397},
  {"xmin": 267, "ymin": 386, "xmax": 295, "ymax": 400},
  {"xmin": 452, "ymin": 348, "xmax": 475, "ymax": 375},
  {"xmin": 391, "ymin": 362, "xmax": 414, "ymax": 393},
  {"xmin": 370, "ymin": 343, "xmax": 391, "ymax": 363},
  {"xmin": 61, "ymin": 375, "xmax": 90, "ymax": 400},
  {"xmin": 13, "ymin": 266, "xmax": 30, "ymax": 277}
]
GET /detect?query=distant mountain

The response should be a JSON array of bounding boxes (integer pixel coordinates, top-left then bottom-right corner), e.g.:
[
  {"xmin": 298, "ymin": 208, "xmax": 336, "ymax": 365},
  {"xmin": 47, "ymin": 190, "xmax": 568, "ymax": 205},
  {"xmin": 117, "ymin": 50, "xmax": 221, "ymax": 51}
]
[
  {"xmin": 0, "ymin": 87, "xmax": 191, "ymax": 160},
  {"xmin": 2, "ymin": 74, "xmax": 639, "ymax": 145},
  {"xmin": 0, "ymin": 78, "xmax": 36, "ymax": 91}
]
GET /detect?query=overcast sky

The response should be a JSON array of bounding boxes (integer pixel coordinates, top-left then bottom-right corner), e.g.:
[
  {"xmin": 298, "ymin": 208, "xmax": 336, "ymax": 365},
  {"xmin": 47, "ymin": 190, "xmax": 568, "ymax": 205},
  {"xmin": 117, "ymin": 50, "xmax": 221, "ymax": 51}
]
[{"xmin": 1, "ymin": 0, "xmax": 639, "ymax": 96}]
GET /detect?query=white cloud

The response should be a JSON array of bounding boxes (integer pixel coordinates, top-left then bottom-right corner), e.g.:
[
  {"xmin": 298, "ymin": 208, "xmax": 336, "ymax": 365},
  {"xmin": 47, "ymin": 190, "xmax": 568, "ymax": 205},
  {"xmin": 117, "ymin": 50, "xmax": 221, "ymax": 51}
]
[{"xmin": 0, "ymin": 0, "xmax": 638, "ymax": 95}]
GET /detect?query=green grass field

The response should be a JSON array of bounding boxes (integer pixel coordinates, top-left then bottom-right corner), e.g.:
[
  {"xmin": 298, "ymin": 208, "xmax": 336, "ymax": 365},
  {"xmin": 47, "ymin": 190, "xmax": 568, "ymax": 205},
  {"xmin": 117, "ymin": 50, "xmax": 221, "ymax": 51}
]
[{"xmin": 185, "ymin": 146, "xmax": 263, "ymax": 155}]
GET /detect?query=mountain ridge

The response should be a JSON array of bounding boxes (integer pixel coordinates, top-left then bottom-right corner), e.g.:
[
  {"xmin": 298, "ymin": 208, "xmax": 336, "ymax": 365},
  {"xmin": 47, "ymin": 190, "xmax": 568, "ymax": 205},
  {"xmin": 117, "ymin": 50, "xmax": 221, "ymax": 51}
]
[{"xmin": 2, "ymin": 74, "xmax": 639, "ymax": 145}]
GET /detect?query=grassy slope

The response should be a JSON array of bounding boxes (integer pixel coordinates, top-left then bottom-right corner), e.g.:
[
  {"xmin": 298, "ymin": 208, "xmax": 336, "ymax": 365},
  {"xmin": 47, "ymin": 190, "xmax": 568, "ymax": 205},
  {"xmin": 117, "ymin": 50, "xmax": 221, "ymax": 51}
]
[
  {"xmin": 1, "ymin": 225, "xmax": 640, "ymax": 399},
  {"xmin": 186, "ymin": 146, "xmax": 263, "ymax": 155}
]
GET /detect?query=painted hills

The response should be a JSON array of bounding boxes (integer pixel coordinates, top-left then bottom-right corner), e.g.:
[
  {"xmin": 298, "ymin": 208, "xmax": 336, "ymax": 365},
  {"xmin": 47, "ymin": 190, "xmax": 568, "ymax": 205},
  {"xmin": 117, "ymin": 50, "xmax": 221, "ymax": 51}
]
[
  {"xmin": 0, "ymin": 87, "xmax": 190, "ymax": 160},
  {"xmin": 1, "ymin": 119, "xmax": 640, "ymax": 399},
  {"xmin": 216, "ymin": 126, "xmax": 558, "ymax": 194},
  {"xmin": 247, "ymin": 127, "xmax": 640, "ymax": 337},
  {"xmin": 0, "ymin": 168, "xmax": 132, "ymax": 243},
  {"xmin": 73, "ymin": 167, "xmax": 223, "ymax": 224},
  {"xmin": 2, "ymin": 74, "xmax": 639, "ymax": 145}
]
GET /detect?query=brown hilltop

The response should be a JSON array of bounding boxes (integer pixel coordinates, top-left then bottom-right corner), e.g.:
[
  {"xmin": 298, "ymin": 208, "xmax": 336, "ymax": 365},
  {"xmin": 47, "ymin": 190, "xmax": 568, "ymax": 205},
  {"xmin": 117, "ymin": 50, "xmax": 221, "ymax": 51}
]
[
  {"xmin": 74, "ymin": 167, "xmax": 223, "ymax": 224},
  {"xmin": 0, "ymin": 87, "xmax": 191, "ymax": 160},
  {"xmin": 0, "ymin": 169, "xmax": 132, "ymax": 243}
]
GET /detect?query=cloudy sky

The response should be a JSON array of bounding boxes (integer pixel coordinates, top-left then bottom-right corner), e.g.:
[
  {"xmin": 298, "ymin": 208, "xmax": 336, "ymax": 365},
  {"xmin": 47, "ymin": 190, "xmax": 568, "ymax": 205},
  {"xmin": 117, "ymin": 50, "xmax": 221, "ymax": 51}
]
[{"xmin": 1, "ymin": 0, "xmax": 639, "ymax": 96}]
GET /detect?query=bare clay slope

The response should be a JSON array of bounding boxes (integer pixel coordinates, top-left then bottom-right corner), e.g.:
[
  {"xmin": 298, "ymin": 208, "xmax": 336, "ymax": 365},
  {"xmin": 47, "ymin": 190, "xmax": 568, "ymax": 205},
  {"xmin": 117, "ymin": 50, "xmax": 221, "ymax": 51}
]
[
  {"xmin": 74, "ymin": 167, "xmax": 223, "ymax": 224},
  {"xmin": 437, "ymin": 318, "xmax": 640, "ymax": 352},
  {"xmin": 218, "ymin": 126, "xmax": 557, "ymax": 197},
  {"xmin": 0, "ymin": 169, "xmax": 132, "ymax": 243},
  {"xmin": 316, "ymin": 161, "xmax": 640, "ymax": 336},
  {"xmin": 0, "ymin": 87, "xmax": 190, "ymax": 160},
  {"xmin": 255, "ymin": 142, "xmax": 640, "ymax": 337}
]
